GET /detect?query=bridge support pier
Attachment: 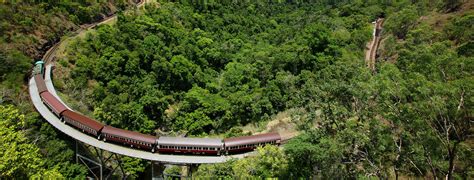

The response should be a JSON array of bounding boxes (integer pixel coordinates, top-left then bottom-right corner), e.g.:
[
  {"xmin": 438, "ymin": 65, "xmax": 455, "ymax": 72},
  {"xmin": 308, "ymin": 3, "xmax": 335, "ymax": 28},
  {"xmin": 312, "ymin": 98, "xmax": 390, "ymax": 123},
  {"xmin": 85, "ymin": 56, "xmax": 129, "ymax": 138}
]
[
  {"xmin": 75, "ymin": 140, "xmax": 129, "ymax": 179},
  {"xmin": 150, "ymin": 161, "xmax": 165, "ymax": 180}
]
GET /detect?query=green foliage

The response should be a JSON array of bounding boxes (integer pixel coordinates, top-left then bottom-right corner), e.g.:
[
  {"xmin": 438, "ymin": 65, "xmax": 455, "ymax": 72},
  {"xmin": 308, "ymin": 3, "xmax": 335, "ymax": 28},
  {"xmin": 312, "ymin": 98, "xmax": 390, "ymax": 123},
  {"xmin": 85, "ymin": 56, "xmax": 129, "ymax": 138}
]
[
  {"xmin": 66, "ymin": 2, "xmax": 375, "ymax": 135},
  {"xmin": 385, "ymin": 6, "xmax": 418, "ymax": 39},
  {"xmin": 444, "ymin": 13, "xmax": 474, "ymax": 44},
  {"xmin": 0, "ymin": 2, "xmax": 136, "ymax": 179},
  {"xmin": 0, "ymin": 105, "xmax": 64, "ymax": 179},
  {"xmin": 234, "ymin": 145, "xmax": 288, "ymax": 178},
  {"xmin": 121, "ymin": 156, "xmax": 147, "ymax": 179},
  {"xmin": 193, "ymin": 159, "xmax": 236, "ymax": 178},
  {"xmin": 163, "ymin": 165, "xmax": 183, "ymax": 178},
  {"xmin": 224, "ymin": 127, "xmax": 250, "ymax": 138},
  {"xmin": 57, "ymin": 1, "xmax": 472, "ymax": 179},
  {"xmin": 194, "ymin": 145, "xmax": 288, "ymax": 178}
]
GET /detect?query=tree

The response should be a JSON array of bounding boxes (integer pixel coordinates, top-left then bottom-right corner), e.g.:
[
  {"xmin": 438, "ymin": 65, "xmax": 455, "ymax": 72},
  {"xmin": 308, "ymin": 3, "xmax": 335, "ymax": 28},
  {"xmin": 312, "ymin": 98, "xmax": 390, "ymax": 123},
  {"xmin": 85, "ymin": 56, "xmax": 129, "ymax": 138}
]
[
  {"xmin": 0, "ymin": 105, "xmax": 63, "ymax": 179},
  {"xmin": 194, "ymin": 145, "xmax": 287, "ymax": 178},
  {"xmin": 440, "ymin": 0, "xmax": 462, "ymax": 12},
  {"xmin": 121, "ymin": 156, "xmax": 146, "ymax": 179},
  {"xmin": 233, "ymin": 145, "xmax": 288, "ymax": 178},
  {"xmin": 385, "ymin": 6, "xmax": 418, "ymax": 39}
]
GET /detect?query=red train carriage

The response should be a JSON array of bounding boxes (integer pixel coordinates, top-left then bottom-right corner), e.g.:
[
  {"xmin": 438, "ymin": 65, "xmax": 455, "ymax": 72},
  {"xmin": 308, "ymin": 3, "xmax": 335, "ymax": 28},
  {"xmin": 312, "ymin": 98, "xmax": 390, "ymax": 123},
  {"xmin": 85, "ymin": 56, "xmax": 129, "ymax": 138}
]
[
  {"xmin": 40, "ymin": 91, "xmax": 68, "ymax": 117},
  {"xmin": 34, "ymin": 74, "xmax": 48, "ymax": 94},
  {"xmin": 157, "ymin": 137, "xmax": 223, "ymax": 155},
  {"xmin": 61, "ymin": 110, "xmax": 104, "ymax": 138},
  {"xmin": 101, "ymin": 126, "xmax": 156, "ymax": 152},
  {"xmin": 223, "ymin": 132, "xmax": 281, "ymax": 154}
]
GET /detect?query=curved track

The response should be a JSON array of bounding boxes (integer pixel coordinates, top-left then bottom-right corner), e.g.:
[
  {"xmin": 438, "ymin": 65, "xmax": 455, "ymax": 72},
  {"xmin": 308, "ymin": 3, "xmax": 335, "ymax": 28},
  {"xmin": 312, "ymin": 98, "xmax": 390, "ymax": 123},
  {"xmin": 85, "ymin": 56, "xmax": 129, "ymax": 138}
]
[
  {"xmin": 29, "ymin": 0, "xmax": 255, "ymax": 164},
  {"xmin": 366, "ymin": 18, "xmax": 384, "ymax": 71},
  {"xmin": 30, "ymin": 64, "xmax": 252, "ymax": 164}
]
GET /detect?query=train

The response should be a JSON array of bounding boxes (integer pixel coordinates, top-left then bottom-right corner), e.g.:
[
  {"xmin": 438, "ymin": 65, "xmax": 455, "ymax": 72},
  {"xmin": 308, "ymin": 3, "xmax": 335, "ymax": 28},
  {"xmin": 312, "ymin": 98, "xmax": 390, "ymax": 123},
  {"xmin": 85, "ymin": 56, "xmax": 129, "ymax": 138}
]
[{"xmin": 33, "ymin": 62, "xmax": 281, "ymax": 155}]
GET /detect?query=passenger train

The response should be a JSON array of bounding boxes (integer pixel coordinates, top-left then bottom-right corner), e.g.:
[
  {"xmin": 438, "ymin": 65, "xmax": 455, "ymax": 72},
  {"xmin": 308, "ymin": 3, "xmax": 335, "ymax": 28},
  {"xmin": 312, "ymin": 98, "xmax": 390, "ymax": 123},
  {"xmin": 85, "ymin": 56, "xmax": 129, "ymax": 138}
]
[{"xmin": 33, "ymin": 62, "xmax": 281, "ymax": 155}]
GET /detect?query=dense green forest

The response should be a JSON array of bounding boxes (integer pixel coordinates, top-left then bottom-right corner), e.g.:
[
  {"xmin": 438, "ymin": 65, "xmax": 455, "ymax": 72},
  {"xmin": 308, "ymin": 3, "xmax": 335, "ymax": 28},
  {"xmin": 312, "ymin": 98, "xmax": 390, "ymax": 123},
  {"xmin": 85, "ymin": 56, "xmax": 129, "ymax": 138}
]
[
  {"xmin": 1, "ymin": 0, "xmax": 472, "ymax": 179},
  {"xmin": 0, "ymin": 1, "xmax": 136, "ymax": 179},
  {"xmin": 62, "ymin": 1, "xmax": 377, "ymax": 135}
]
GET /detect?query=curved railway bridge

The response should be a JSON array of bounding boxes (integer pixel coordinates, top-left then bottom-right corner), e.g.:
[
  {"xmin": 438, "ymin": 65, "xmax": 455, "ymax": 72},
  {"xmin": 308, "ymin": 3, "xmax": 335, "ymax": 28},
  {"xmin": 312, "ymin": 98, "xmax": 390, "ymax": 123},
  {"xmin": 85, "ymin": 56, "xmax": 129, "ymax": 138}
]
[
  {"xmin": 29, "ymin": 64, "xmax": 254, "ymax": 164},
  {"xmin": 28, "ymin": 0, "xmax": 270, "ymax": 166}
]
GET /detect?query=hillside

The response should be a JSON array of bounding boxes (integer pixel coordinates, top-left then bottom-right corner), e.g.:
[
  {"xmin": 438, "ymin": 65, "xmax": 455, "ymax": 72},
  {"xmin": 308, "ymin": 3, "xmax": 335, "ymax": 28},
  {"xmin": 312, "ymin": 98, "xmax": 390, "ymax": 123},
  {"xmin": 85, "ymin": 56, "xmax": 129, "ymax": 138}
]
[
  {"xmin": 0, "ymin": 0, "xmax": 472, "ymax": 179},
  {"xmin": 0, "ymin": 1, "xmax": 137, "ymax": 179}
]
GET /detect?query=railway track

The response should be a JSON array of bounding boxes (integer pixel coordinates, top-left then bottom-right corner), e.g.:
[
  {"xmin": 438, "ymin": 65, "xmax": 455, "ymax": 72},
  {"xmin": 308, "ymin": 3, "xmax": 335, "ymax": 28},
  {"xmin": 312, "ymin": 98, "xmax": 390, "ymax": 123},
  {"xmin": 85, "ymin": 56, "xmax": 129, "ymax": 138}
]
[
  {"xmin": 31, "ymin": 0, "xmax": 285, "ymax": 165},
  {"xmin": 366, "ymin": 18, "xmax": 384, "ymax": 72},
  {"xmin": 41, "ymin": 0, "xmax": 145, "ymax": 65}
]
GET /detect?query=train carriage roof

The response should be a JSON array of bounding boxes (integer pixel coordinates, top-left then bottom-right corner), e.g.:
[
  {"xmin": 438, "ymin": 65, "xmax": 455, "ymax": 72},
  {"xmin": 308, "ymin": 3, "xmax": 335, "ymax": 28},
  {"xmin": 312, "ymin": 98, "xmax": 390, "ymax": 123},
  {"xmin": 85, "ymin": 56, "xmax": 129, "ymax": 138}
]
[
  {"xmin": 158, "ymin": 137, "xmax": 223, "ymax": 148},
  {"xmin": 101, "ymin": 125, "xmax": 156, "ymax": 144},
  {"xmin": 40, "ymin": 91, "xmax": 68, "ymax": 115},
  {"xmin": 62, "ymin": 110, "xmax": 104, "ymax": 132},
  {"xmin": 223, "ymin": 132, "xmax": 281, "ymax": 147},
  {"xmin": 34, "ymin": 74, "xmax": 48, "ymax": 93}
]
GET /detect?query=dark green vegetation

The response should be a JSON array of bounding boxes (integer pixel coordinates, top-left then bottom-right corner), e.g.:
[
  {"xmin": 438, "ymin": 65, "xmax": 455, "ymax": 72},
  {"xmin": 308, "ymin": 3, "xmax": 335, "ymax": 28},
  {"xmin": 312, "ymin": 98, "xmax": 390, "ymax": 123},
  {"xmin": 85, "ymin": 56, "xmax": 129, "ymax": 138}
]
[
  {"xmin": 0, "ymin": 0, "xmax": 472, "ymax": 179},
  {"xmin": 59, "ymin": 0, "xmax": 473, "ymax": 179},
  {"xmin": 64, "ymin": 2, "xmax": 375, "ymax": 135},
  {"xmin": 0, "ymin": 1, "xmax": 135, "ymax": 179}
]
